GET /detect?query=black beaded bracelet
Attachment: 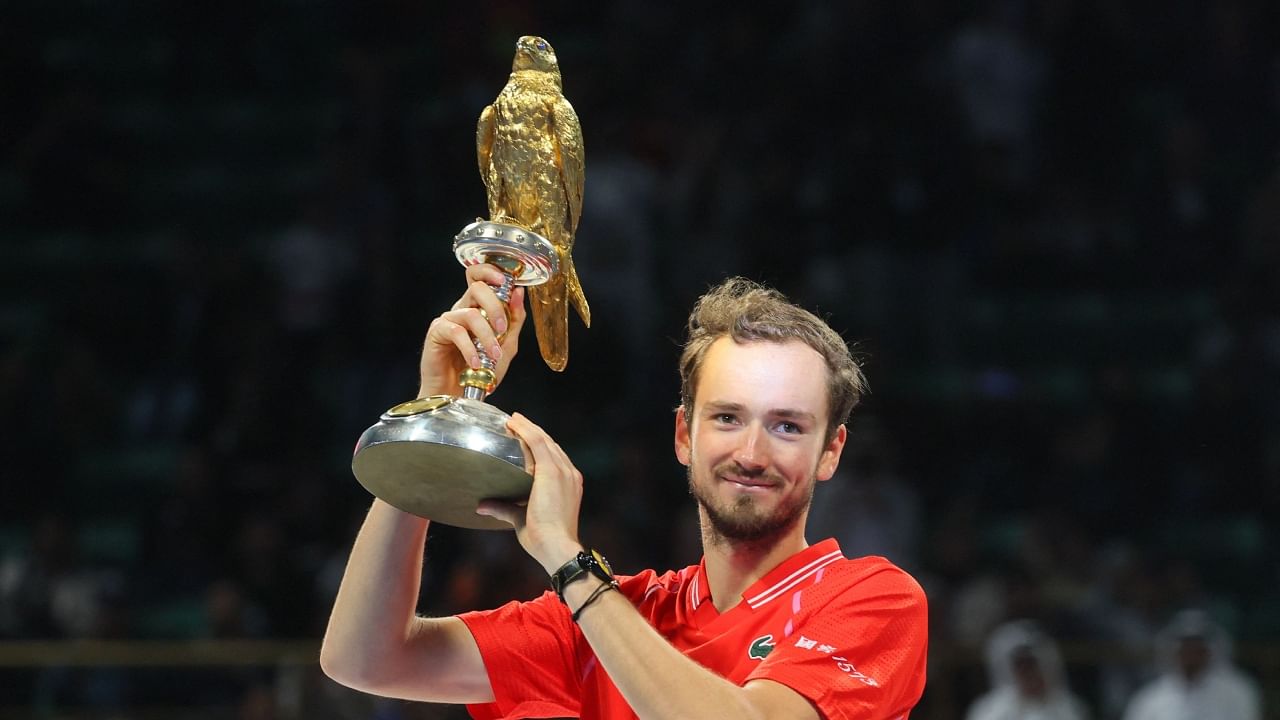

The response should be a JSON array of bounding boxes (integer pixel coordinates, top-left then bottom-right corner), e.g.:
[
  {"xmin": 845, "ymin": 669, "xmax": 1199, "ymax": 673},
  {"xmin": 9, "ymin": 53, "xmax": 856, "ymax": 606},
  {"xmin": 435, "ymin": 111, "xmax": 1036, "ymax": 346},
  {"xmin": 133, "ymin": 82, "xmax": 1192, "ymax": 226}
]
[{"xmin": 571, "ymin": 580, "xmax": 618, "ymax": 622}]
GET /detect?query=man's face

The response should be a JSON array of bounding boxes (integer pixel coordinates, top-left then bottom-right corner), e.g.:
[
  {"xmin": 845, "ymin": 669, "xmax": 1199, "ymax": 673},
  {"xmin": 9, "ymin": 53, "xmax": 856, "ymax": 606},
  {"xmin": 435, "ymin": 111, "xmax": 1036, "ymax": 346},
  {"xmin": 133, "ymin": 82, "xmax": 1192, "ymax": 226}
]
[
  {"xmin": 675, "ymin": 338, "xmax": 846, "ymax": 543},
  {"xmin": 1177, "ymin": 636, "xmax": 1210, "ymax": 681},
  {"xmin": 1011, "ymin": 650, "xmax": 1047, "ymax": 699}
]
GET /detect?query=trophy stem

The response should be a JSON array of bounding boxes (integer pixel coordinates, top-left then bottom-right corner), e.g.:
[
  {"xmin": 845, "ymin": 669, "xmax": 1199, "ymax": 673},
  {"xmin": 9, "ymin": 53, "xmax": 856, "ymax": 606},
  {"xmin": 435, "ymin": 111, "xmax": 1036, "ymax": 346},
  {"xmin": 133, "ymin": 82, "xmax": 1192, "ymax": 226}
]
[
  {"xmin": 461, "ymin": 384, "xmax": 489, "ymax": 402},
  {"xmin": 459, "ymin": 264, "xmax": 516, "ymax": 402}
]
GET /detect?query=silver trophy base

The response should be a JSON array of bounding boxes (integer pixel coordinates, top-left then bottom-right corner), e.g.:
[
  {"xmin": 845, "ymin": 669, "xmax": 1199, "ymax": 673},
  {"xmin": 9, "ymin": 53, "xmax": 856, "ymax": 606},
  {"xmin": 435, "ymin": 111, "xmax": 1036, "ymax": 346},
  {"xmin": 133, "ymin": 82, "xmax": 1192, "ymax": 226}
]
[{"xmin": 352, "ymin": 396, "xmax": 530, "ymax": 530}]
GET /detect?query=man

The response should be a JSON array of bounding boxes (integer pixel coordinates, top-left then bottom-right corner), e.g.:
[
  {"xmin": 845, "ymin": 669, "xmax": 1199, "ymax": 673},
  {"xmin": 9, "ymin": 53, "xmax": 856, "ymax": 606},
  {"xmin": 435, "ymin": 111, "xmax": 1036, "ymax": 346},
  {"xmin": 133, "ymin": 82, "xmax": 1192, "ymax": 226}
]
[
  {"xmin": 321, "ymin": 267, "xmax": 929, "ymax": 719},
  {"xmin": 965, "ymin": 620, "xmax": 1090, "ymax": 720},
  {"xmin": 1122, "ymin": 609, "xmax": 1260, "ymax": 720}
]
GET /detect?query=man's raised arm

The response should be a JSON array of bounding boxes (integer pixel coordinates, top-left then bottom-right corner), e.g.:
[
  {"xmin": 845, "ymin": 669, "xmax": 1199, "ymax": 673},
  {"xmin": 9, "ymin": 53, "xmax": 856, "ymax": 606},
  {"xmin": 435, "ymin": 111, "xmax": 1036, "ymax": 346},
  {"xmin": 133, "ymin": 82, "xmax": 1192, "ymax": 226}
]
[
  {"xmin": 319, "ymin": 264, "xmax": 528, "ymax": 702},
  {"xmin": 320, "ymin": 500, "xmax": 493, "ymax": 702}
]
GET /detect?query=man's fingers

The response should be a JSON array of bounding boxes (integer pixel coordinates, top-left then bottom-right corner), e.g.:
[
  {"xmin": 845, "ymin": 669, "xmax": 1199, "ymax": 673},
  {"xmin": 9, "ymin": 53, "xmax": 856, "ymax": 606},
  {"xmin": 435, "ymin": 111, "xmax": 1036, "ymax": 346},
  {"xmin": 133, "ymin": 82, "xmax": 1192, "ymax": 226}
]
[
  {"xmin": 508, "ymin": 413, "xmax": 579, "ymax": 483},
  {"xmin": 508, "ymin": 413, "xmax": 556, "ymax": 460},
  {"xmin": 466, "ymin": 280, "xmax": 509, "ymax": 335},
  {"xmin": 426, "ymin": 318, "xmax": 482, "ymax": 368},
  {"xmin": 464, "ymin": 263, "xmax": 508, "ymax": 288},
  {"xmin": 450, "ymin": 280, "xmax": 506, "ymax": 338},
  {"xmin": 451, "ymin": 269, "xmax": 525, "ymax": 343},
  {"xmin": 437, "ymin": 307, "xmax": 502, "ymax": 361},
  {"xmin": 507, "ymin": 286, "xmax": 527, "ymax": 335}
]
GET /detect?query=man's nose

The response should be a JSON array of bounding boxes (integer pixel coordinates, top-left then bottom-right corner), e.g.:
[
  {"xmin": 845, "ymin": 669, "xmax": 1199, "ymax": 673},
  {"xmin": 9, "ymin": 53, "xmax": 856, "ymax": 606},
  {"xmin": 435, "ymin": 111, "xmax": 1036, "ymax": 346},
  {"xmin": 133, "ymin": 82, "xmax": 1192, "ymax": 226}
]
[{"xmin": 732, "ymin": 423, "xmax": 769, "ymax": 470}]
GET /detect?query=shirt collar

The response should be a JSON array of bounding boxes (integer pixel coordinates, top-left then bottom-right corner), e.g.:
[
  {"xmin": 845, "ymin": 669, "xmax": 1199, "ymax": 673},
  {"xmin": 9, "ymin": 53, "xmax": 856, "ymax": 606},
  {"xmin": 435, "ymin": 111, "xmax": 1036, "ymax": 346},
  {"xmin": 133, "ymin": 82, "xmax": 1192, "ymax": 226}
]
[{"xmin": 688, "ymin": 539, "xmax": 844, "ymax": 614}]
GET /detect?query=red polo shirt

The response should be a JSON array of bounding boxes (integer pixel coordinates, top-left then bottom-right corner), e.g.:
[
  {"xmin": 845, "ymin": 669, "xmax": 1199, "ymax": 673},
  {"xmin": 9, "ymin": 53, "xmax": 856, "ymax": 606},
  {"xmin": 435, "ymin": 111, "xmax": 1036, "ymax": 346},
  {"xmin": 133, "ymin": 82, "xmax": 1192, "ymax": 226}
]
[{"xmin": 458, "ymin": 539, "xmax": 928, "ymax": 719}]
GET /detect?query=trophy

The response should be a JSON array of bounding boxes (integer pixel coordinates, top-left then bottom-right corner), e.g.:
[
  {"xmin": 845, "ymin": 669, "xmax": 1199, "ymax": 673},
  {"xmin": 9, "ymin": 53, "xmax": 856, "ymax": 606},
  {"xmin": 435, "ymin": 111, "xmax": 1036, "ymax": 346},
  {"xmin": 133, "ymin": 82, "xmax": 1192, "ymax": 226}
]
[{"xmin": 351, "ymin": 36, "xmax": 590, "ymax": 530}]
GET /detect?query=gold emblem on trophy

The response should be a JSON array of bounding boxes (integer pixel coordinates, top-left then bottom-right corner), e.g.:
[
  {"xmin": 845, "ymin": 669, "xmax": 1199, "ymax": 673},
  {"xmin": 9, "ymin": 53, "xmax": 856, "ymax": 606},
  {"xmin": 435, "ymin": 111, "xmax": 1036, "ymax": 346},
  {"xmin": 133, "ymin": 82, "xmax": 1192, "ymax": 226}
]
[{"xmin": 351, "ymin": 36, "xmax": 589, "ymax": 530}]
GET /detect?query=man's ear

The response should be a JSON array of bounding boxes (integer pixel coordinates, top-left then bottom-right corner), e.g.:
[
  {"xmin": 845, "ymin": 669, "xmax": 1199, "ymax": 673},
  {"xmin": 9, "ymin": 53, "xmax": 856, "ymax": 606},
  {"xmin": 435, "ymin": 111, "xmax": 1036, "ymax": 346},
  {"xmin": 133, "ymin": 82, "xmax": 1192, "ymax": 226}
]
[
  {"xmin": 674, "ymin": 406, "xmax": 691, "ymax": 466},
  {"xmin": 816, "ymin": 424, "xmax": 847, "ymax": 481}
]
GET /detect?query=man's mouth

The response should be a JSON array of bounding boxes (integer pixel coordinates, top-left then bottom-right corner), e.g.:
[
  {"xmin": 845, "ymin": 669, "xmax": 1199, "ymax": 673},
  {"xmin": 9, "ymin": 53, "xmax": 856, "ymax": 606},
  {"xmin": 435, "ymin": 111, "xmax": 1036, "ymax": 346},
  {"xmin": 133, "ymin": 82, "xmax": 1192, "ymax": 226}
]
[{"xmin": 718, "ymin": 471, "xmax": 779, "ymax": 490}]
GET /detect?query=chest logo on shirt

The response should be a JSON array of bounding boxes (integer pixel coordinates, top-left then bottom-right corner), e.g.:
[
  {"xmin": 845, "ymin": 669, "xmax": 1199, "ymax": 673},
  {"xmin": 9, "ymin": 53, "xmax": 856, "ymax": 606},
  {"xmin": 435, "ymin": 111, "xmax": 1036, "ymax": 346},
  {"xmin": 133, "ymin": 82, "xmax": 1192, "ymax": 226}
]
[{"xmin": 748, "ymin": 634, "xmax": 775, "ymax": 660}]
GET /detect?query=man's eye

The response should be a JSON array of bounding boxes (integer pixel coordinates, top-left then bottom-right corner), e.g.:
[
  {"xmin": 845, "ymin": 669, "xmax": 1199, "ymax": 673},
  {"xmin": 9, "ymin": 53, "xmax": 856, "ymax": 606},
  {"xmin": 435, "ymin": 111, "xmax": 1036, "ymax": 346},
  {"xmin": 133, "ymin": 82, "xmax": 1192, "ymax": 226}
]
[
  {"xmin": 777, "ymin": 422, "xmax": 801, "ymax": 434},
  {"xmin": 714, "ymin": 413, "xmax": 737, "ymax": 424}
]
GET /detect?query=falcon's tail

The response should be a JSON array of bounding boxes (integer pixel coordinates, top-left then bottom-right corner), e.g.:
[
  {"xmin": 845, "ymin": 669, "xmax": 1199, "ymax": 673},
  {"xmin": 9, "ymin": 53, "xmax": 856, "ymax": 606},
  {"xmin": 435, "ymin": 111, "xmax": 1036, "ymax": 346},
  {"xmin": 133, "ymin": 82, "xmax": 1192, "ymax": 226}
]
[
  {"xmin": 528, "ymin": 254, "xmax": 589, "ymax": 373},
  {"xmin": 564, "ymin": 253, "xmax": 591, "ymax": 329}
]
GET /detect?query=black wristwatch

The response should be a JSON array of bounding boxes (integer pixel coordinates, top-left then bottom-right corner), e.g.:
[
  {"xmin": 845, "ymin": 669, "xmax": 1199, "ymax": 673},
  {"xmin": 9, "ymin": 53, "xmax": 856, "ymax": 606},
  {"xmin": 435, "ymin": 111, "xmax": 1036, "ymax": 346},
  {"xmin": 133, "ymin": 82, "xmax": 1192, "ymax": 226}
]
[{"xmin": 550, "ymin": 549, "xmax": 617, "ymax": 603}]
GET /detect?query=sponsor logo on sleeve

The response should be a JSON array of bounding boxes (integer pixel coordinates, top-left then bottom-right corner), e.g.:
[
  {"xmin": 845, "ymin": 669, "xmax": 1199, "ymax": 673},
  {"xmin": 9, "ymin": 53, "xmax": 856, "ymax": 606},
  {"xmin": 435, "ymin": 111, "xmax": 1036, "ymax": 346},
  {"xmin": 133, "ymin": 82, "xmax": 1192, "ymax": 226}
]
[{"xmin": 793, "ymin": 636, "xmax": 880, "ymax": 687}]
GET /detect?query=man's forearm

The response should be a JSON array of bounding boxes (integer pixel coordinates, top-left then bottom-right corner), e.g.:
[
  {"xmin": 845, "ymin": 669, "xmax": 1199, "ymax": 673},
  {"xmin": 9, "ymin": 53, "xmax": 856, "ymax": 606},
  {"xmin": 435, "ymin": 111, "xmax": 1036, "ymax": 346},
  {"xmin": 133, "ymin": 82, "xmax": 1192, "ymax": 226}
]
[
  {"xmin": 564, "ymin": 580, "xmax": 816, "ymax": 720},
  {"xmin": 320, "ymin": 499, "xmax": 430, "ymax": 688}
]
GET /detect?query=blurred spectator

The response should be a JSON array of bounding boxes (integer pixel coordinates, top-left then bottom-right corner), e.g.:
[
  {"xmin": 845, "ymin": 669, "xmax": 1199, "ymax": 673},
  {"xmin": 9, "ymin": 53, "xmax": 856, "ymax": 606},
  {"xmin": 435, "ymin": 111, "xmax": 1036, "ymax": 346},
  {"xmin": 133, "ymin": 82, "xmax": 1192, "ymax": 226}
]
[
  {"xmin": 1, "ymin": 514, "xmax": 131, "ymax": 712},
  {"xmin": 269, "ymin": 197, "xmax": 357, "ymax": 339},
  {"xmin": 949, "ymin": 559, "xmax": 1046, "ymax": 653},
  {"xmin": 945, "ymin": 0, "xmax": 1046, "ymax": 188},
  {"xmin": 1122, "ymin": 609, "xmax": 1261, "ymax": 720},
  {"xmin": 1082, "ymin": 544, "xmax": 1167, "ymax": 718},
  {"xmin": 808, "ymin": 417, "xmax": 921, "ymax": 569},
  {"xmin": 229, "ymin": 511, "xmax": 308, "ymax": 637},
  {"xmin": 205, "ymin": 579, "xmax": 266, "ymax": 640},
  {"xmin": 572, "ymin": 140, "xmax": 663, "ymax": 421},
  {"xmin": 966, "ymin": 619, "xmax": 1090, "ymax": 720},
  {"xmin": 144, "ymin": 445, "xmax": 224, "ymax": 596},
  {"xmin": 0, "ymin": 513, "xmax": 116, "ymax": 639}
]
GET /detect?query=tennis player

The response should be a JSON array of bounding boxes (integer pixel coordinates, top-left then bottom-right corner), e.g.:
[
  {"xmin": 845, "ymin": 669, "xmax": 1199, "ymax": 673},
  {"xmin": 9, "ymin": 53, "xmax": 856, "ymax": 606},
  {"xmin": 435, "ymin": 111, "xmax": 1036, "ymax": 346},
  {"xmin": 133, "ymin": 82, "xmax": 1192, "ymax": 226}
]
[{"xmin": 322, "ymin": 265, "xmax": 928, "ymax": 719}]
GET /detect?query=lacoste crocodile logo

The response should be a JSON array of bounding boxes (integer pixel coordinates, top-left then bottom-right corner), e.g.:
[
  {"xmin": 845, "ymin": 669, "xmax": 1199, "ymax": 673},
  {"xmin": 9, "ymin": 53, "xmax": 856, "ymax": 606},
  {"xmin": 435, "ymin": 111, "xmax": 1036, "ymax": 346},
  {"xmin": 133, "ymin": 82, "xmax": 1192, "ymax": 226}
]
[{"xmin": 748, "ymin": 634, "xmax": 775, "ymax": 660}]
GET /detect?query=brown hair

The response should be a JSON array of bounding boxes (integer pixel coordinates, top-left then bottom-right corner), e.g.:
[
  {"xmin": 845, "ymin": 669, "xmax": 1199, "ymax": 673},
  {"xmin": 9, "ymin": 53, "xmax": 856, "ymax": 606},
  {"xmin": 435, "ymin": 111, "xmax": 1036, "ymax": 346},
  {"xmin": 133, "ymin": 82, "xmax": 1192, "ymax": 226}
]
[{"xmin": 678, "ymin": 277, "xmax": 866, "ymax": 439}]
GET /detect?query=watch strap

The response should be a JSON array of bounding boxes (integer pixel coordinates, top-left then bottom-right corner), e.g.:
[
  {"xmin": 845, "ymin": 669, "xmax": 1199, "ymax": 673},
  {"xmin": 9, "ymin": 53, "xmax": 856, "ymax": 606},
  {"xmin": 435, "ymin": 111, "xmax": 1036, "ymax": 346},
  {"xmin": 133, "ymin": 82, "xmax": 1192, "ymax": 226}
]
[{"xmin": 551, "ymin": 549, "xmax": 615, "ymax": 603}]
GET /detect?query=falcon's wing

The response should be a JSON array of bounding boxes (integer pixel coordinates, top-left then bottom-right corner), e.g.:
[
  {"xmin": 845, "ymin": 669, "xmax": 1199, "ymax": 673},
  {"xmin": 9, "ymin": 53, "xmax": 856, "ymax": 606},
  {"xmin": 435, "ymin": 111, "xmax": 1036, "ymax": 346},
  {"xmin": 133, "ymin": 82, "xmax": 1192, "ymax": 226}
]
[
  {"xmin": 476, "ymin": 104, "xmax": 496, "ymax": 180},
  {"xmin": 548, "ymin": 97, "xmax": 584, "ymax": 233}
]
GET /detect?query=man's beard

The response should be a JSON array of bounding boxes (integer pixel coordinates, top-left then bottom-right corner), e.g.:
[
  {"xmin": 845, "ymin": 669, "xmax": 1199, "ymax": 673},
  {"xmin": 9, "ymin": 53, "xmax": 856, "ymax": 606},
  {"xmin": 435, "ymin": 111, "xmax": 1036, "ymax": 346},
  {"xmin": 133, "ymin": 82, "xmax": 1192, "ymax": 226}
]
[{"xmin": 687, "ymin": 462, "xmax": 816, "ymax": 544}]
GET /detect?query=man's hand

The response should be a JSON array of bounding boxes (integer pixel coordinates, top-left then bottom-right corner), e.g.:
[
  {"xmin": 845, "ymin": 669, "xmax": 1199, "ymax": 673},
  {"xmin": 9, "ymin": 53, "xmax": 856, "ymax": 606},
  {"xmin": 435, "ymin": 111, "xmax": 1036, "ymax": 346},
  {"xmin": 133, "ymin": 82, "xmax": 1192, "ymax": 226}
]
[
  {"xmin": 476, "ymin": 413, "xmax": 584, "ymax": 574},
  {"xmin": 418, "ymin": 264, "xmax": 528, "ymax": 399}
]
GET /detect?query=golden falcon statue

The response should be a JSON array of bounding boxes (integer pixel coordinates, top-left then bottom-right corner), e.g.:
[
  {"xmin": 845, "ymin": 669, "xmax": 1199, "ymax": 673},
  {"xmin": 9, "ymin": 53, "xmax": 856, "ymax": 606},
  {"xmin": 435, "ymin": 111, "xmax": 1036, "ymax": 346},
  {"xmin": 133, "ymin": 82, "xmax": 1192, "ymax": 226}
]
[{"xmin": 477, "ymin": 35, "xmax": 589, "ymax": 372}]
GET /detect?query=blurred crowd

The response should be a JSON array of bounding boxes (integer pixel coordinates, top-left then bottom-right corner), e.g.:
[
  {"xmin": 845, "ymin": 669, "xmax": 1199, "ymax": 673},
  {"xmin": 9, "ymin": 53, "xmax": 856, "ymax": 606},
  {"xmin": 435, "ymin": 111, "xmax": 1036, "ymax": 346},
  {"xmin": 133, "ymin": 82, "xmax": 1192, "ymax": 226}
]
[{"xmin": 2, "ymin": 1, "xmax": 1278, "ymax": 718}]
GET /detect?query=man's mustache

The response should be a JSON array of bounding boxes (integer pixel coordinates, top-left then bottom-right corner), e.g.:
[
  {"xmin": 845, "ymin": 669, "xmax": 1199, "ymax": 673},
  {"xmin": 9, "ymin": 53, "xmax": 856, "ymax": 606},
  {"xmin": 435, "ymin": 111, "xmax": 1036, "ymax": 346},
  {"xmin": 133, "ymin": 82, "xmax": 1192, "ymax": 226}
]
[{"xmin": 711, "ymin": 461, "xmax": 785, "ymax": 485}]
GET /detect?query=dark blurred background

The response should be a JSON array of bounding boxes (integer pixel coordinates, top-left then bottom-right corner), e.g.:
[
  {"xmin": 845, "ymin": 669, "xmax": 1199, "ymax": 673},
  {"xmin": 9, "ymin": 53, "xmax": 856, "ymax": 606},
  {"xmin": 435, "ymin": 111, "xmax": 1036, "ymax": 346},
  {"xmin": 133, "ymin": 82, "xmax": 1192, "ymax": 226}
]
[{"xmin": 2, "ymin": 1, "xmax": 1278, "ymax": 719}]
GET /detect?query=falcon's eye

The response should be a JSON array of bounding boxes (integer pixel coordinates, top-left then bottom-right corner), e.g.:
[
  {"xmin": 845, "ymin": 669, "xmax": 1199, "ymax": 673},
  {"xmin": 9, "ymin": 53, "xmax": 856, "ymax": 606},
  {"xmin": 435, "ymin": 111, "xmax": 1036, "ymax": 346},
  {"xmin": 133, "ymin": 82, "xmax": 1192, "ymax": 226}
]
[{"xmin": 536, "ymin": 40, "xmax": 548, "ymax": 51}]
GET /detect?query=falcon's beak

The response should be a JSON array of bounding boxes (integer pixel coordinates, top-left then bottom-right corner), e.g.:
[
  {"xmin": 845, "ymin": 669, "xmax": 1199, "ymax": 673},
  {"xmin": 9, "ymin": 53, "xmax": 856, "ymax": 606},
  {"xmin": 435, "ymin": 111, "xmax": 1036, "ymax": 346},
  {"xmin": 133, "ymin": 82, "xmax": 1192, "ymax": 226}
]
[{"xmin": 512, "ymin": 41, "xmax": 533, "ymax": 70}]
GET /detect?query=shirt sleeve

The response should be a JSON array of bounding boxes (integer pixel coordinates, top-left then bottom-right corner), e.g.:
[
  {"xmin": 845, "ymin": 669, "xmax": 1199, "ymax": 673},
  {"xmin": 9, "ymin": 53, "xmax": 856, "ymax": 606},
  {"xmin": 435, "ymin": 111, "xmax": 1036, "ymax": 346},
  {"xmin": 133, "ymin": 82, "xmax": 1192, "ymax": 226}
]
[
  {"xmin": 458, "ymin": 590, "xmax": 583, "ymax": 720},
  {"xmin": 744, "ymin": 562, "xmax": 929, "ymax": 720}
]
